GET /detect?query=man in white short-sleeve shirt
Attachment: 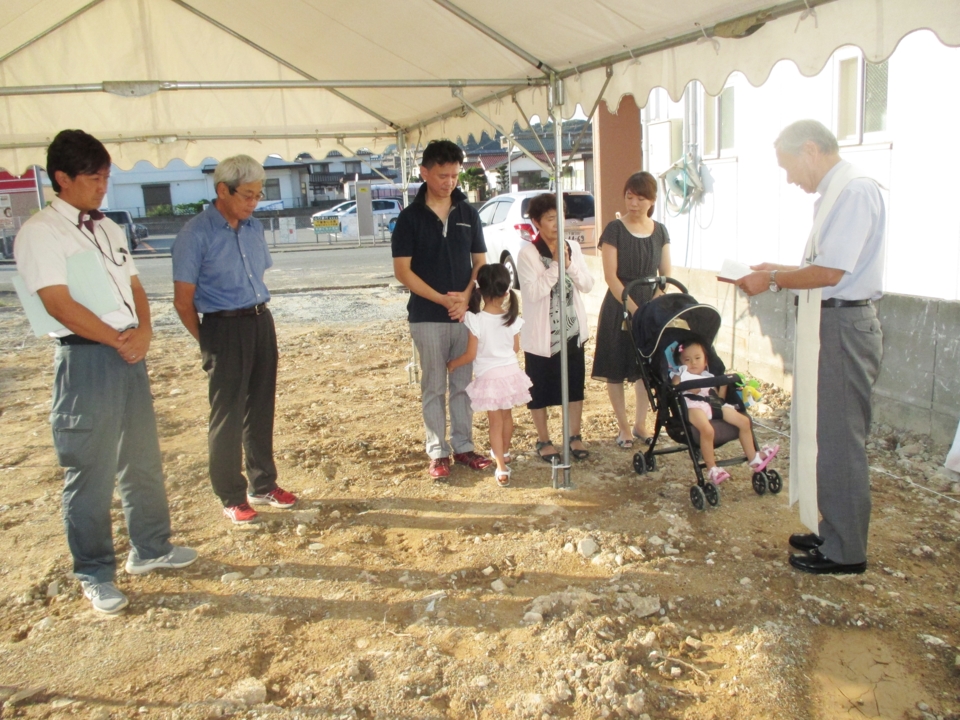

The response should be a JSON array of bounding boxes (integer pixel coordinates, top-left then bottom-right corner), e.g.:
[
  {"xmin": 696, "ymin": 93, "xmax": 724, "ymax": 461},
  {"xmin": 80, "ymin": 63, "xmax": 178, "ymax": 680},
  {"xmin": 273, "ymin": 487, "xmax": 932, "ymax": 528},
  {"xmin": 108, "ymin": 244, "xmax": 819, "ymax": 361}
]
[
  {"xmin": 15, "ymin": 129, "xmax": 196, "ymax": 615},
  {"xmin": 737, "ymin": 120, "xmax": 884, "ymax": 576}
]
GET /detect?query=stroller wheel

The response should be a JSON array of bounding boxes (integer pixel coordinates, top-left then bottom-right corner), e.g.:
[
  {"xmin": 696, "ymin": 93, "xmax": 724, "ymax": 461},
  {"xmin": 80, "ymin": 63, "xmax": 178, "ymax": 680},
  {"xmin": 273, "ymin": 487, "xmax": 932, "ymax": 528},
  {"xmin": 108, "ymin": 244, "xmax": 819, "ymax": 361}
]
[
  {"xmin": 752, "ymin": 471, "xmax": 768, "ymax": 495},
  {"xmin": 646, "ymin": 454, "xmax": 657, "ymax": 472},
  {"xmin": 690, "ymin": 485, "xmax": 706, "ymax": 511},
  {"xmin": 633, "ymin": 452, "xmax": 648, "ymax": 475},
  {"xmin": 766, "ymin": 468, "xmax": 783, "ymax": 494},
  {"xmin": 703, "ymin": 482, "xmax": 721, "ymax": 507}
]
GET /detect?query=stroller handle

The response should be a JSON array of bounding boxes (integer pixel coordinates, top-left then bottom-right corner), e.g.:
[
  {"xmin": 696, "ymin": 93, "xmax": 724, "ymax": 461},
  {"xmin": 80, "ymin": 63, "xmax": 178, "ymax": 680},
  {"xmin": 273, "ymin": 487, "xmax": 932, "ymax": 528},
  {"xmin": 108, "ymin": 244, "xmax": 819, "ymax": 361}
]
[{"xmin": 621, "ymin": 276, "xmax": 689, "ymax": 308}]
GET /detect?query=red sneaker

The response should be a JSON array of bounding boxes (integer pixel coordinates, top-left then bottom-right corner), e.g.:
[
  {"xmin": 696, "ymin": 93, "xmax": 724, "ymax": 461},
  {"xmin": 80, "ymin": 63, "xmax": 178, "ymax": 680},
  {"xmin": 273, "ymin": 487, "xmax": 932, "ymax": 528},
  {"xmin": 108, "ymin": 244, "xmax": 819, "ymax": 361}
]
[
  {"xmin": 223, "ymin": 502, "xmax": 259, "ymax": 524},
  {"xmin": 453, "ymin": 451, "xmax": 494, "ymax": 470},
  {"xmin": 247, "ymin": 487, "xmax": 298, "ymax": 508},
  {"xmin": 429, "ymin": 457, "xmax": 451, "ymax": 479}
]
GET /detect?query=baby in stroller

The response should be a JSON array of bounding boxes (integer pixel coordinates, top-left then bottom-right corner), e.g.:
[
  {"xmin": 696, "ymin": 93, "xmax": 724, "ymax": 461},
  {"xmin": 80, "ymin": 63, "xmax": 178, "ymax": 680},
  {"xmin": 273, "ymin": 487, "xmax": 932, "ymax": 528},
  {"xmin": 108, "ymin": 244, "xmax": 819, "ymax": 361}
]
[
  {"xmin": 670, "ymin": 339, "xmax": 778, "ymax": 485},
  {"xmin": 625, "ymin": 280, "xmax": 783, "ymax": 509}
]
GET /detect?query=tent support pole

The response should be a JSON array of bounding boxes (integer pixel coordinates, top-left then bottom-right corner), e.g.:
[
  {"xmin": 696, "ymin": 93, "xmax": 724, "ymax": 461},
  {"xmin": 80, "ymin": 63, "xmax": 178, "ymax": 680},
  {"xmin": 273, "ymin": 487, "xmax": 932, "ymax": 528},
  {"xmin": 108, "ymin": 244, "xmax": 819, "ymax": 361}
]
[
  {"xmin": 511, "ymin": 95, "xmax": 555, "ymax": 172},
  {"xmin": 562, "ymin": 66, "xmax": 613, "ymax": 173},
  {"xmin": 431, "ymin": 0, "xmax": 555, "ymax": 76},
  {"xmin": 550, "ymin": 75, "xmax": 572, "ymax": 490},
  {"xmin": 414, "ymin": 0, "xmax": 838, "ymax": 137},
  {"xmin": 452, "ymin": 90, "xmax": 553, "ymax": 176},
  {"xmin": 337, "ymin": 140, "xmax": 397, "ymax": 185},
  {"xmin": 0, "ymin": 0, "xmax": 106, "ymax": 66},
  {"xmin": 398, "ymin": 131, "xmax": 409, "ymax": 209},
  {"xmin": 168, "ymin": 0, "xmax": 403, "ymax": 130}
]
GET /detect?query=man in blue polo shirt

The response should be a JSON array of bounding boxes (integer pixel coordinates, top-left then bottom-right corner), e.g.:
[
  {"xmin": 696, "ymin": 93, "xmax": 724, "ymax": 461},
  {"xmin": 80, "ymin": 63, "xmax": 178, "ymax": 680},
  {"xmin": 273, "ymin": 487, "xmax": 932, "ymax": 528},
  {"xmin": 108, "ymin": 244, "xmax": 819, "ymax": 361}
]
[
  {"xmin": 392, "ymin": 140, "xmax": 492, "ymax": 480},
  {"xmin": 173, "ymin": 155, "xmax": 297, "ymax": 523}
]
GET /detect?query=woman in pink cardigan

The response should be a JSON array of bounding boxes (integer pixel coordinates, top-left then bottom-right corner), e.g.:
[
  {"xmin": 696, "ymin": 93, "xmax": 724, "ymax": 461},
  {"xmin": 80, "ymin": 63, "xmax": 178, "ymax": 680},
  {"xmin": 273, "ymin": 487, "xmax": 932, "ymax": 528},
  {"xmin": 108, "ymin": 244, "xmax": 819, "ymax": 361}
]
[{"xmin": 517, "ymin": 193, "xmax": 595, "ymax": 462}]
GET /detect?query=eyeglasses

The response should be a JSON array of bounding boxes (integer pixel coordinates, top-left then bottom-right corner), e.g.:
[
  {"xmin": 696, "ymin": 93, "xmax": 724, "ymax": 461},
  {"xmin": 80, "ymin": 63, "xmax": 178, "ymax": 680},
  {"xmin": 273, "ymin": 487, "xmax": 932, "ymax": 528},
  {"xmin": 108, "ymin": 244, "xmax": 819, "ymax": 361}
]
[{"xmin": 232, "ymin": 189, "xmax": 265, "ymax": 202}]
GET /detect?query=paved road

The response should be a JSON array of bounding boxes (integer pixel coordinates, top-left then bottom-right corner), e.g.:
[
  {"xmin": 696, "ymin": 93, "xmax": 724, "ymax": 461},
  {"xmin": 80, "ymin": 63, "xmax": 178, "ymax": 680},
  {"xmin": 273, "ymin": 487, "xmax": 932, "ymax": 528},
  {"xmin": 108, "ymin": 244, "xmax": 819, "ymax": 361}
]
[{"xmin": 0, "ymin": 244, "xmax": 397, "ymax": 297}]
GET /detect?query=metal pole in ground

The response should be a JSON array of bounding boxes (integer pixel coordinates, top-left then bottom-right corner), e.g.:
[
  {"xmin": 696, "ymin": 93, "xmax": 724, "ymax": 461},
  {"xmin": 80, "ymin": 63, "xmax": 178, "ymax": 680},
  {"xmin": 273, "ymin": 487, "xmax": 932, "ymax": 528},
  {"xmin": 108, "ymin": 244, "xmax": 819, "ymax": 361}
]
[{"xmin": 551, "ymin": 75, "xmax": 572, "ymax": 490}]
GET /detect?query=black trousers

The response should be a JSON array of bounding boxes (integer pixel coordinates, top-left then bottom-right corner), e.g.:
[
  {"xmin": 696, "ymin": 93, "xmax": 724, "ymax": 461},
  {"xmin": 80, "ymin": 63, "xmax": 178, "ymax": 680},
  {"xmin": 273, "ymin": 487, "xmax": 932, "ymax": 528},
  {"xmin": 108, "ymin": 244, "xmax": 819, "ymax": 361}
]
[{"xmin": 199, "ymin": 310, "xmax": 279, "ymax": 506}]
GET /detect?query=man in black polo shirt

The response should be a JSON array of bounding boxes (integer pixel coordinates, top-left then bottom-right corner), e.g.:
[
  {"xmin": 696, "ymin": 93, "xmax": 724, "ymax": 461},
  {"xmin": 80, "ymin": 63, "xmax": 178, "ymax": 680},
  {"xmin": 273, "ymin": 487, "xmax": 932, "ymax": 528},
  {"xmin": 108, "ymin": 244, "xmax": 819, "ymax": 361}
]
[{"xmin": 392, "ymin": 140, "xmax": 492, "ymax": 480}]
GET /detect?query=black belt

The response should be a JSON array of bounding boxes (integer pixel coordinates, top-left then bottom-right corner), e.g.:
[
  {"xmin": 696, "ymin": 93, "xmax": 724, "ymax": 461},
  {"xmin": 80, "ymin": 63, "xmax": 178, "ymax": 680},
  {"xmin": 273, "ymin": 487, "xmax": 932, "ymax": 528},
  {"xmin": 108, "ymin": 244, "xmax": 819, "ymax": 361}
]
[
  {"xmin": 204, "ymin": 303, "xmax": 268, "ymax": 318},
  {"xmin": 793, "ymin": 297, "xmax": 871, "ymax": 308},
  {"xmin": 58, "ymin": 334, "xmax": 101, "ymax": 346}
]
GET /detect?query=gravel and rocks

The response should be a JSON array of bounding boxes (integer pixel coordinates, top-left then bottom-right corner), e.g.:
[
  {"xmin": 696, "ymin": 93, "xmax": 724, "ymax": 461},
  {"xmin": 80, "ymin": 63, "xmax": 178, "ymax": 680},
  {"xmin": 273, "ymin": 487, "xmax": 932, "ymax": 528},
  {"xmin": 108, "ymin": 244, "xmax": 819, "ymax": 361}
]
[{"xmin": 0, "ymin": 288, "xmax": 958, "ymax": 719}]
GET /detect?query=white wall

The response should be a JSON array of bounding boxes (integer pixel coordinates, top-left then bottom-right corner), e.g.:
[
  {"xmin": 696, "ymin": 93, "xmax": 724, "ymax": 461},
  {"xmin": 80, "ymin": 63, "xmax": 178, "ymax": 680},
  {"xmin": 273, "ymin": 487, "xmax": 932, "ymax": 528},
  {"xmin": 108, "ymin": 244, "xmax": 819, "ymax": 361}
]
[
  {"xmin": 107, "ymin": 158, "xmax": 216, "ymax": 214},
  {"xmin": 648, "ymin": 30, "xmax": 960, "ymax": 302}
]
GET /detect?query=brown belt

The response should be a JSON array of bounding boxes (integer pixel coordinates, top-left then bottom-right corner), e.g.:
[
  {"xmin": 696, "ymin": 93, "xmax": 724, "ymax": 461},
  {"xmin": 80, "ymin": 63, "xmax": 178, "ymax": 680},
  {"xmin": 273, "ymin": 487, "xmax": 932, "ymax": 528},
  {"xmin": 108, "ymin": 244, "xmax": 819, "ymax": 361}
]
[{"xmin": 204, "ymin": 303, "xmax": 268, "ymax": 318}]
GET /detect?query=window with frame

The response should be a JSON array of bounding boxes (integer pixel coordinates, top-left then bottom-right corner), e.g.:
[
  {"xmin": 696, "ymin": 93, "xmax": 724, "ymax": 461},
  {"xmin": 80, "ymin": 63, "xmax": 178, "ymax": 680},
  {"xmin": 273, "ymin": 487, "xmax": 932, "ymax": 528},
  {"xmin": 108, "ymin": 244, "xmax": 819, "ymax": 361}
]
[
  {"xmin": 703, "ymin": 85, "xmax": 735, "ymax": 157},
  {"xmin": 343, "ymin": 161, "xmax": 361, "ymax": 174},
  {"xmin": 836, "ymin": 51, "xmax": 888, "ymax": 144},
  {"xmin": 142, "ymin": 183, "xmax": 171, "ymax": 212},
  {"xmin": 264, "ymin": 178, "xmax": 281, "ymax": 201}
]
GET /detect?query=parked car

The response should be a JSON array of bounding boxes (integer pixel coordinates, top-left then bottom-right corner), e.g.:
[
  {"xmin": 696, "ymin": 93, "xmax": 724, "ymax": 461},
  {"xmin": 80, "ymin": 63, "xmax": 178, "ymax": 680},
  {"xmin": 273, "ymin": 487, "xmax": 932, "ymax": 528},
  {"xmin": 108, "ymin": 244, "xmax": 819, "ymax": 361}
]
[
  {"xmin": 102, "ymin": 210, "xmax": 148, "ymax": 250},
  {"xmin": 336, "ymin": 198, "xmax": 404, "ymax": 238},
  {"xmin": 477, "ymin": 190, "xmax": 595, "ymax": 288},
  {"xmin": 311, "ymin": 200, "xmax": 356, "ymax": 221}
]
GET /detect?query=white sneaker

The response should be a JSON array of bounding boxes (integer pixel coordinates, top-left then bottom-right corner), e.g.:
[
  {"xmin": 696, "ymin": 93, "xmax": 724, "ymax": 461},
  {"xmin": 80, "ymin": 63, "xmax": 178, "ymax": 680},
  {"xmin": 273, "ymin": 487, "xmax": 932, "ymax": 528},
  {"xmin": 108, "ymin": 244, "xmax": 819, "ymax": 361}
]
[
  {"xmin": 125, "ymin": 546, "xmax": 199, "ymax": 575},
  {"xmin": 81, "ymin": 581, "xmax": 129, "ymax": 615}
]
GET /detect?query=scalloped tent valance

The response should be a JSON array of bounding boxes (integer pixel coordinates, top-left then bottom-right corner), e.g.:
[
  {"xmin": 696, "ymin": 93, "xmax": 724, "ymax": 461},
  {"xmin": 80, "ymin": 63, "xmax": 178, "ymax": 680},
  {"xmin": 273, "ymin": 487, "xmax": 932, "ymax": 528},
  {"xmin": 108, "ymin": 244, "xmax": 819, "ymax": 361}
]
[{"xmin": 0, "ymin": 0, "xmax": 958, "ymax": 173}]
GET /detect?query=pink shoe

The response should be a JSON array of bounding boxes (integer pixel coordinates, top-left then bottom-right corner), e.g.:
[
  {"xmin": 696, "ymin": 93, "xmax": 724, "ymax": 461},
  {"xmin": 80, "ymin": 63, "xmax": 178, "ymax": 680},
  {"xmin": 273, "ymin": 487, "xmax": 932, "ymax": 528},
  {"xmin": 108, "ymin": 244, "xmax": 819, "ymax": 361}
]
[
  {"xmin": 707, "ymin": 466, "xmax": 730, "ymax": 485},
  {"xmin": 750, "ymin": 444, "xmax": 780, "ymax": 472}
]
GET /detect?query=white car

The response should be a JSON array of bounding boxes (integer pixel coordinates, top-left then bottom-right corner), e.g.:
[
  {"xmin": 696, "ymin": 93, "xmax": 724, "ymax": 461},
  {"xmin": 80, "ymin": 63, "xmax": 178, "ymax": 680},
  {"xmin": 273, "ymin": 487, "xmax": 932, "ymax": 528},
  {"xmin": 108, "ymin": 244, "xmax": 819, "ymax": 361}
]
[
  {"xmin": 311, "ymin": 200, "xmax": 356, "ymax": 221},
  {"xmin": 477, "ymin": 190, "xmax": 595, "ymax": 288},
  {"xmin": 337, "ymin": 198, "xmax": 404, "ymax": 237}
]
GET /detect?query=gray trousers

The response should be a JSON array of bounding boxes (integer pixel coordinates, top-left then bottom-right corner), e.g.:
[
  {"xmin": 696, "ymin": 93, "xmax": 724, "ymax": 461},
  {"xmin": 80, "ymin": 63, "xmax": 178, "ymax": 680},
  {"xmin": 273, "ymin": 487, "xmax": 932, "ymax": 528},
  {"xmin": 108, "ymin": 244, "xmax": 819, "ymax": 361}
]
[
  {"xmin": 816, "ymin": 304, "xmax": 883, "ymax": 564},
  {"xmin": 51, "ymin": 345, "xmax": 172, "ymax": 583},
  {"xmin": 409, "ymin": 322, "xmax": 474, "ymax": 459}
]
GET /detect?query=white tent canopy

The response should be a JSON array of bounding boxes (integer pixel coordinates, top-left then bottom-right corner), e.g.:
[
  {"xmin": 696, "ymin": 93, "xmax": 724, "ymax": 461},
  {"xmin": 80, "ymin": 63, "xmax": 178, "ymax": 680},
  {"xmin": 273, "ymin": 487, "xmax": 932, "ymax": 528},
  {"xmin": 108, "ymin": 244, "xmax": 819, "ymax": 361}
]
[{"xmin": 1, "ymin": 0, "xmax": 958, "ymax": 173}]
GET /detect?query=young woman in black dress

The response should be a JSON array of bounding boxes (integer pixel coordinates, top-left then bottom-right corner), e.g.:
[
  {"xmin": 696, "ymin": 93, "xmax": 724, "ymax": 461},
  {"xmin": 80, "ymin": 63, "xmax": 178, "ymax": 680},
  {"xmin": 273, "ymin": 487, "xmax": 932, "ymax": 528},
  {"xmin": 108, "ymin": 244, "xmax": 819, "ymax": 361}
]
[{"xmin": 591, "ymin": 172, "xmax": 671, "ymax": 449}]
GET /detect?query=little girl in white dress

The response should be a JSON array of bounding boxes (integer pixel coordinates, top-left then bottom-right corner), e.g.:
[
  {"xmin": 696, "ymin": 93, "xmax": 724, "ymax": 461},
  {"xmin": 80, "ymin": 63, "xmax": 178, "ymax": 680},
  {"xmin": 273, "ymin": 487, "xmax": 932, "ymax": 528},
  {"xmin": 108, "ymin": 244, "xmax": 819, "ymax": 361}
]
[{"xmin": 448, "ymin": 264, "xmax": 532, "ymax": 487}]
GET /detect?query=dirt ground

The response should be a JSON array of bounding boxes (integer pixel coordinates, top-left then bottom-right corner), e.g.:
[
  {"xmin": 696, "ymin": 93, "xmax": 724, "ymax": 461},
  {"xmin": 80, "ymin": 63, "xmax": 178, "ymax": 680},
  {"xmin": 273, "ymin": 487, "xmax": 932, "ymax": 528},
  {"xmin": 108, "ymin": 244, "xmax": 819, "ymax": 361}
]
[{"xmin": 0, "ymin": 288, "xmax": 958, "ymax": 720}]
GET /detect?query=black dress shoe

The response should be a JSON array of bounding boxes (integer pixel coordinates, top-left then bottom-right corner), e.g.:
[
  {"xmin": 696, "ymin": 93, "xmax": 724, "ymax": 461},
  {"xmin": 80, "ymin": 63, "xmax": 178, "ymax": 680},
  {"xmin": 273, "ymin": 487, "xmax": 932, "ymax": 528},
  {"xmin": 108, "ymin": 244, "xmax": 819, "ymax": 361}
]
[
  {"xmin": 789, "ymin": 533, "xmax": 824, "ymax": 552},
  {"xmin": 789, "ymin": 548, "xmax": 866, "ymax": 575}
]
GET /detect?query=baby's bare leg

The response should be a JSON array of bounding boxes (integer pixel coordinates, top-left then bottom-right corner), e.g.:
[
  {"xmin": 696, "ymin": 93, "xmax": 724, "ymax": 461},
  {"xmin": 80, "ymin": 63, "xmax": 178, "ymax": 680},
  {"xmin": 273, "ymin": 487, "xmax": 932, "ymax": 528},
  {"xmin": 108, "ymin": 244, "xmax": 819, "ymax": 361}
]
[
  {"xmin": 721, "ymin": 406, "xmax": 757, "ymax": 460},
  {"xmin": 686, "ymin": 407, "xmax": 716, "ymax": 466}
]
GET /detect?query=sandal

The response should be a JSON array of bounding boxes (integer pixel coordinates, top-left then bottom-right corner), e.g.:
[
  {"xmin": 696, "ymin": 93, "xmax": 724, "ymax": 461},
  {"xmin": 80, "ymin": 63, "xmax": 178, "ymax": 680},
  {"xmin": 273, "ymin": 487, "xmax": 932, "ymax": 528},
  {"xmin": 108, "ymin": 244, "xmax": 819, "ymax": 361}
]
[
  {"xmin": 490, "ymin": 450, "xmax": 512, "ymax": 464},
  {"xmin": 749, "ymin": 444, "xmax": 780, "ymax": 472},
  {"xmin": 495, "ymin": 467, "xmax": 511, "ymax": 487},
  {"xmin": 707, "ymin": 466, "xmax": 731, "ymax": 485},
  {"xmin": 536, "ymin": 440, "xmax": 561, "ymax": 464},
  {"xmin": 615, "ymin": 434, "xmax": 633, "ymax": 449},
  {"xmin": 632, "ymin": 428, "xmax": 654, "ymax": 447},
  {"xmin": 568, "ymin": 435, "xmax": 589, "ymax": 460}
]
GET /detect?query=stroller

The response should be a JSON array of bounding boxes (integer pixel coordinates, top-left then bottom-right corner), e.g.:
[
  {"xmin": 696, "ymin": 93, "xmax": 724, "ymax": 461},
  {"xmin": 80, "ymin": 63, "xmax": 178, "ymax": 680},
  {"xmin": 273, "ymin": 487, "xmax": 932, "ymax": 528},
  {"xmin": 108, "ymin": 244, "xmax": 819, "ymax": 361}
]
[{"xmin": 622, "ymin": 277, "xmax": 782, "ymax": 510}]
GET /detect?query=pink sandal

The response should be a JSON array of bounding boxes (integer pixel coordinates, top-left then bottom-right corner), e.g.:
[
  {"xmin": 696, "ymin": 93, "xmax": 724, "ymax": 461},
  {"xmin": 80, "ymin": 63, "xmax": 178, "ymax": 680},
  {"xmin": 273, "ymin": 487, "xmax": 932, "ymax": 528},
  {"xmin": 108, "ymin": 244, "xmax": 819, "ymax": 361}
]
[
  {"xmin": 750, "ymin": 444, "xmax": 780, "ymax": 472},
  {"xmin": 707, "ymin": 466, "xmax": 730, "ymax": 485}
]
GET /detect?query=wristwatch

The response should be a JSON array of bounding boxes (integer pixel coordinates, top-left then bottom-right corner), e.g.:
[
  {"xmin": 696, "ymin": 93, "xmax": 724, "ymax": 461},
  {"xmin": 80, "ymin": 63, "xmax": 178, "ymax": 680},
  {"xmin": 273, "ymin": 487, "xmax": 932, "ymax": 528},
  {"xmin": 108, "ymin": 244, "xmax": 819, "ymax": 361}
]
[{"xmin": 768, "ymin": 270, "xmax": 781, "ymax": 293}]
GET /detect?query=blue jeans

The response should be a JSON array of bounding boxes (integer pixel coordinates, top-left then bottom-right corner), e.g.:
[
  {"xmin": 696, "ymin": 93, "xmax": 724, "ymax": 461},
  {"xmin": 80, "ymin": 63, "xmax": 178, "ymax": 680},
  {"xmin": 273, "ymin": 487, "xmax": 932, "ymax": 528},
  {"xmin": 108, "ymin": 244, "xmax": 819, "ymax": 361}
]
[{"xmin": 51, "ymin": 344, "xmax": 172, "ymax": 583}]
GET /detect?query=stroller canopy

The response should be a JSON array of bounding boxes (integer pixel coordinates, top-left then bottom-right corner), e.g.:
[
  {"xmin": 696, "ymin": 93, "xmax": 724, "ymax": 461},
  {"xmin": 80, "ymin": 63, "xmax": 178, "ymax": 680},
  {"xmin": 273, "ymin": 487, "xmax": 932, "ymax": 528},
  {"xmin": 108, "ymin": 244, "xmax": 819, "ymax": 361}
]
[{"xmin": 635, "ymin": 294, "xmax": 723, "ymax": 359}]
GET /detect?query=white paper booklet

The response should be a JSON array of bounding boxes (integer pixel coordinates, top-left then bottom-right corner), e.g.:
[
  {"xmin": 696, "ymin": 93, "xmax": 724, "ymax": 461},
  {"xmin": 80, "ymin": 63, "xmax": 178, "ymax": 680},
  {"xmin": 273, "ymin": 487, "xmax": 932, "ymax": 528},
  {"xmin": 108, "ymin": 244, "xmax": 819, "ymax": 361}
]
[{"xmin": 717, "ymin": 258, "xmax": 752, "ymax": 283}]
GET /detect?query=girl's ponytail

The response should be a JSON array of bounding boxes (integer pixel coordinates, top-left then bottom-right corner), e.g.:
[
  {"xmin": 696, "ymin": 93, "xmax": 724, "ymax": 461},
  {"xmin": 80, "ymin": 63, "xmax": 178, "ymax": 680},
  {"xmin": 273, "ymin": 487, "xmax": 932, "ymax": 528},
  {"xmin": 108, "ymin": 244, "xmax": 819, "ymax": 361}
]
[
  {"xmin": 503, "ymin": 288, "xmax": 519, "ymax": 326},
  {"xmin": 467, "ymin": 282, "xmax": 482, "ymax": 314}
]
